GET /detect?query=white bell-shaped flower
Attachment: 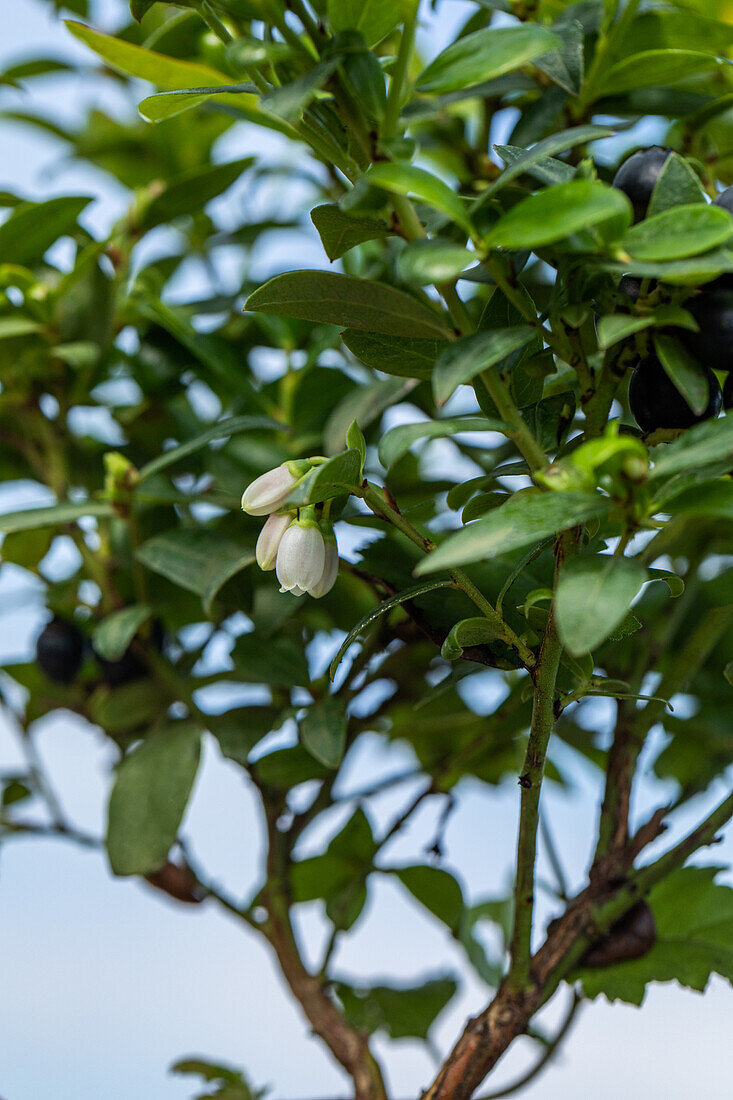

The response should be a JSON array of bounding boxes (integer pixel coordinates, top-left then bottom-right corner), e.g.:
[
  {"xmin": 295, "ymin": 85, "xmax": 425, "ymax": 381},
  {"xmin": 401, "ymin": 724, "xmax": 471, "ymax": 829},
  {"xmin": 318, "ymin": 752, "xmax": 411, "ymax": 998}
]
[
  {"xmin": 241, "ymin": 461, "xmax": 309, "ymax": 516},
  {"xmin": 256, "ymin": 512, "xmax": 293, "ymax": 571},
  {"xmin": 276, "ymin": 519, "xmax": 325, "ymax": 596},
  {"xmin": 309, "ymin": 535, "xmax": 339, "ymax": 598}
]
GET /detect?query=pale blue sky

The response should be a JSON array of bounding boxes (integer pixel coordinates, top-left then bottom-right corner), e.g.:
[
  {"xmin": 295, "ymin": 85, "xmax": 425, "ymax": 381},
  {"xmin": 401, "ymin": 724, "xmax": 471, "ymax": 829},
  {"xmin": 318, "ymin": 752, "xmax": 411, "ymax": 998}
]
[{"xmin": 0, "ymin": 4, "xmax": 731, "ymax": 1099}]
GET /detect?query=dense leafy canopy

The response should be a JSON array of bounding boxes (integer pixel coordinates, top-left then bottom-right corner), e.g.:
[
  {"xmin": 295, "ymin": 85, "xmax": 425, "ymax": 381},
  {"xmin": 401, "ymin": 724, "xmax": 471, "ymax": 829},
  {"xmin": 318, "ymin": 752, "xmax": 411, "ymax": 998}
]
[{"xmin": 3, "ymin": 0, "xmax": 733, "ymax": 1097}]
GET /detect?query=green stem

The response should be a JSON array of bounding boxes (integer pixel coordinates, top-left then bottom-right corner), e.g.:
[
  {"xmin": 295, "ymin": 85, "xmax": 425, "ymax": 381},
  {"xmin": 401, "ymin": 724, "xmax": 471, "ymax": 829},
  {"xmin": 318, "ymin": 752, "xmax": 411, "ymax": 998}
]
[
  {"xmin": 479, "ymin": 369, "xmax": 547, "ymax": 471},
  {"xmin": 382, "ymin": 6, "xmax": 417, "ymax": 141},
  {"xmin": 194, "ymin": 0, "xmax": 233, "ymax": 43},
  {"xmin": 507, "ymin": 603, "xmax": 564, "ymax": 989},
  {"xmin": 360, "ymin": 482, "xmax": 535, "ymax": 668}
]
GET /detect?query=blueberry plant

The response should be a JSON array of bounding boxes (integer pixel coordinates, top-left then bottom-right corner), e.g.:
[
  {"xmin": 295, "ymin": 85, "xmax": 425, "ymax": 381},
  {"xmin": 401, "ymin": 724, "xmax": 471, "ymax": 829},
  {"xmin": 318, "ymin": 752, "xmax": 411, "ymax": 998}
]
[{"xmin": 4, "ymin": 0, "xmax": 733, "ymax": 1097}]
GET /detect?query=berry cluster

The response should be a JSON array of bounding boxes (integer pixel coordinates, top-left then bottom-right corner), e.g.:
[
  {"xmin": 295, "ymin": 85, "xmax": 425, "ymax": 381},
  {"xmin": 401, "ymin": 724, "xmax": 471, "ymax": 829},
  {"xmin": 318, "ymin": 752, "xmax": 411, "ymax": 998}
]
[{"xmin": 613, "ymin": 147, "xmax": 733, "ymax": 433}]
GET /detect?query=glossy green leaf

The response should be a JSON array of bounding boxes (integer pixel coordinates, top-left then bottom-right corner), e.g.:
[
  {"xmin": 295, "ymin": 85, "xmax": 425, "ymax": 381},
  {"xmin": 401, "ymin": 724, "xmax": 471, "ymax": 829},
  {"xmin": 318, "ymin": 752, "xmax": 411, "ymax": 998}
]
[
  {"xmin": 285, "ymin": 449, "xmax": 363, "ymax": 506},
  {"xmin": 486, "ymin": 181, "xmax": 632, "ymax": 250},
  {"xmin": 231, "ymin": 634, "xmax": 310, "ymax": 689},
  {"xmin": 396, "ymin": 239, "xmax": 476, "ymax": 285},
  {"xmin": 556, "ymin": 556, "xmax": 648, "ymax": 656},
  {"xmin": 441, "ymin": 617, "xmax": 504, "ymax": 660},
  {"xmin": 596, "ymin": 49, "xmax": 719, "ymax": 98},
  {"xmin": 138, "ymin": 415, "xmax": 279, "ymax": 481},
  {"xmin": 262, "ymin": 57, "xmax": 340, "ymax": 122},
  {"xmin": 0, "ymin": 195, "xmax": 92, "ymax": 265},
  {"xmin": 135, "ymin": 530, "xmax": 254, "ymax": 615},
  {"xmin": 491, "ymin": 145, "xmax": 575, "ymax": 189},
  {"xmin": 92, "ymin": 605, "xmax": 151, "ymax": 662},
  {"xmin": 654, "ymin": 333, "xmax": 710, "ymax": 417},
  {"xmin": 0, "ymin": 500, "xmax": 113, "ymax": 534},
  {"xmin": 415, "ymin": 491, "xmax": 612, "ymax": 573},
  {"xmin": 664, "ymin": 480, "xmax": 733, "ymax": 519},
  {"xmin": 141, "ymin": 158, "xmax": 254, "ymax": 228},
  {"xmin": 300, "ymin": 697, "xmax": 348, "ymax": 769},
  {"xmin": 392, "ymin": 864, "xmax": 464, "ymax": 932},
  {"xmin": 341, "ymin": 330, "xmax": 446, "ymax": 380},
  {"xmin": 649, "ymin": 414, "xmax": 733, "ymax": 481},
  {"xmin": 330, "ymin": 580, "xmax": 454, "ymax": 680},
  {"xmin": 475, "ymin": 124, "xmax": 614, "ymax": 207},
  {"xmin": 106, "ymin": 723, "xmax": 201, "ymax": 876},
  {"xmin": 246, "ymin": 270, "xmax": 450, "ymax": 338},
  {"xmin": 433, "ymin": 327, "xmax": 536, "ymax": 405},
  {"xmin": 647, "ymin": 153, "xmax": 706, "ymax": 218},
  {"xmin": 336, "ymin": 977, "xmax": 458, "ymax": 1040},
  {"xmin": 327, "ymin": 0, "xmax": 403, "ymax": 46},
  {"xmin": 623, "ymin": 205, "xmax": 733, "ymax": 262},
  {"xmin": 311, "ymin": 203, "xmax": 388, "ymax": 261},
  {"xmin": 378, "ymin": 416, "xmax": 507, "ymax": 469},
  {"xmin": 417, "ymin": 24, "xmax": 562, "ymax": 95},
  {"xmin": 365, "ymin": 163, "xmax": 475, "ymax": 237}
]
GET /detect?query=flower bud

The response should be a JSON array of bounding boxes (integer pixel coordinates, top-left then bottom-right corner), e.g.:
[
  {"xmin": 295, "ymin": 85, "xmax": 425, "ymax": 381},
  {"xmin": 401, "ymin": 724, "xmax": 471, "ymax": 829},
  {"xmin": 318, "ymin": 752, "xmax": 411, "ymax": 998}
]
[
  {"xmin": 310, "ymin": 536, "xmax": 339, "ymax": 599},
  {"xmin": 241, "ymin": 461, "xmax": 309, "ymax": 516},
  {"xmin": 256, "ymin": 512, "xmax": 293, "ymax": 571},
  {"xmin": 276, "ymin": 519, "xmax": 326, "ymax": 595}
]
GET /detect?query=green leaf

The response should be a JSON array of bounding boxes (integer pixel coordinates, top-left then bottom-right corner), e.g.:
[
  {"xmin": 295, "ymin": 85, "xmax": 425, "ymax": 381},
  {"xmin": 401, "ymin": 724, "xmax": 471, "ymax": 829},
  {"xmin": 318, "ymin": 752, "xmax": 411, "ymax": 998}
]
[
  {"xmin": 534, "ymin": 17, "xmax": 583, "ymax": 94},
  {"xmin": 141, "ymin": 157, "xmax": 255, "ymax": 228},
  {"xmin": 341, "ymin": 330, "xmax": 446, "ymax": 380},
  {"xmin": 654, "ymin": 333, "xmax": 710, "ymax": 417},
  {"xmin": 106, "ymin": 723, "xmax": 201, "ymax": 876},
  {"xmin": 329, "ymin": 580, "xmax": 455, "ymax": 680},
  {"xmin": 346, "ymin": 419, "xmax": 367, "ymax": 472},
  {"xmin": 416, "ymin": 24, "xmax": 562, "ymax": 95},
  {"xmin": 138, "ymin": 415, "xmax": 278, "ymax": 481},
  {"xmin": 623, "ymin": 205, "xmax": 733, "ymax": 263},
  {"xmin": 246, "ymin": 270, "xmax": 450, "ymax": 338},
  {"xmin": 596, "ymin": 307, "xmax": 698, "ymax": 351},
  {"xmin": 209, "ymin": 707, "xmax": 280, "ymax": 766},
  {"xmin": 231, "ymin": 634, "xmax": 310, "ymax": 689},
  {"xmin": 485, "ymin": 181, "xmax": 632, "ymax": 250},
  {"xmin": 89, "ymin": 679, "xmax": 165, "ymax": 735},
  {"xmin": 137, "ymin": 85, "xmax": 266, "ymax": 124},
  {"xmin": 0, "ymin": 315, "xmax": 44, "ymax": 339},
  {"xmin": 596, "ymin": 49, "xmax": 719, "ymax": 98},
  {"xmin": 392, "ymin": 864, "xmax": 464, "ymax": 932},
  {"xmin": 475, "ymin": 124, "xmax": 614, "ymax": 205},
  {"xmin": 285, "ymin": 449, "xmax": 363, "ymax": 507},
  {"xmin": 261, "ymin": 57, "xmax": 340, "ymax": 122},
  {"xmin": 665, "ymin": 479, "xmax": 733, "ymax": 519},
  {"xmin": 0, "ymin": 500, "xmax": 113, "ymax": 534},
  {"xmin": 378, "ymin": 416, "xmax": 507, "ymax": 470},
  {"xmin": 336, "ymin": 977, "xmax": 458, "ymax": 1040},
  {"xmin": 556, "ymin": 556, "xmax": 648, "ymax": 657},
  {"xmin": 300, "ymin": 697, "xmax": 348, "ymax": 769},
  {"xmin": 432, "ymin": 327, "xmax": 536, "ymax": 405},
  {"xmin": 327, "ymin": 0, "xmax": 403, "ymax": 47},
  {"xmin": 396, "ymin": 239, "xmax": 476, "ymax": 285},
  {"xmin": 492, "ymin": 145, "xmax": 575, "ymax": 189},
  {"xmin": 0, "ymin": 196, "xmax": 92, "ymax": 265},
  {"xmin": 311, "ymin": 203, "xmax": 388, "ymax": 261},
  {"xmin": 577, "ymin": 867, "xmax": 733, "ymax": 1004},
  {"xmin": 441, "ymin": 617, "xmax": 504, "ymax": 660},
  {"xmin": 135, "ymin": 529, "xmax": 255, "ymax": 616},
  {"xmin": 647, "ymin": 153, "xmax": 706, "ymax": 218},
  {"xmin": 649, "ymin": 415, "xmax": 733, "ymax": 481},
  {"xmin": 92, "ymin": 605, "xmax": 151, "ymax": 662},
  {"xmin": 365, "ymin": 163, "xmax": 475, "ymax": 238},
  {"xmin": 66, "ymin": 21, "xmax": 234, "ymax": 88},
  {"xmin": 415, "ymin": 491, "xmax": 611, "ymax": 573}
]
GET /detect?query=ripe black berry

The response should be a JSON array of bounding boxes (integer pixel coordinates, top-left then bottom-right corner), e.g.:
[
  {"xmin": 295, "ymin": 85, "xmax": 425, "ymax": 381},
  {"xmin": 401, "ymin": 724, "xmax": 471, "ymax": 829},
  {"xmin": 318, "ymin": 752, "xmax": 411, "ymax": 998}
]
[
  {"xmin": 681, "ymin": 282, "xmax": 733, "ymax": 375},
  {"xmin": 36, "ymin": 617, "xmax": 85, "ymax": 684},
  {"xmin": 581, "ymin": 901, "xmax": 656, "ymax": 968},
  {"xmin": 612, "ymin": 146, "xmax": 671, "ymax": 222},
  {"xmin": 628, "ymin": 354, "xmax": 722, "ymax": 433},
  {"xmin": 714, "ymin": 186, "xmax": 733, "ymax": 215}
]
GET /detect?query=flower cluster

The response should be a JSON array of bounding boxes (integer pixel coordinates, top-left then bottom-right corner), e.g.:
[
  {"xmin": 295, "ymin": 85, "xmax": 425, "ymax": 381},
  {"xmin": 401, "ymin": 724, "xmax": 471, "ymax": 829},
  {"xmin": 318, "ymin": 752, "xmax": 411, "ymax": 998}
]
[{"xmin": 242, "ymin": 463, "xmax": 339, "ymax": 599}]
